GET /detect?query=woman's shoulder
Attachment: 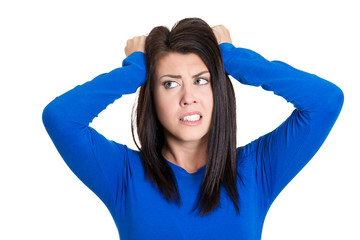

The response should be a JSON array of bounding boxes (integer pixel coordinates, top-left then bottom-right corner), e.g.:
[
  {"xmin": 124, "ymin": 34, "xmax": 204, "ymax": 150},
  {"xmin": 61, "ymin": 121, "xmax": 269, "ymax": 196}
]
[
  {"xmin": 237, "ymin": 138, "xmax": 260, "ymax": 160},
  {"xmin": 236, "ymin": 137, "xmax": 263, "ymax": 173},
  {"xmin": 112, "ymin": 142, "xmax": 145, "ymax": 172}
]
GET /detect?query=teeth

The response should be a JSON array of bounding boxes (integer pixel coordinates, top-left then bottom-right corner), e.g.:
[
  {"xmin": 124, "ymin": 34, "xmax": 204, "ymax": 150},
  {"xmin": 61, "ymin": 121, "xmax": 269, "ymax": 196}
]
[{"xmin": 181, "ymin": 114, "xmax": 201, "ymax": 121}]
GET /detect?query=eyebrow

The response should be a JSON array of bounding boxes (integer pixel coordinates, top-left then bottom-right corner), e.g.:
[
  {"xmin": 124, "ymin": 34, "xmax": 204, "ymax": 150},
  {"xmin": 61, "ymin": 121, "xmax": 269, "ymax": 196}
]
[{"xmin": 159, "ymin": 71, "xmax": 210, "ymax": 80}]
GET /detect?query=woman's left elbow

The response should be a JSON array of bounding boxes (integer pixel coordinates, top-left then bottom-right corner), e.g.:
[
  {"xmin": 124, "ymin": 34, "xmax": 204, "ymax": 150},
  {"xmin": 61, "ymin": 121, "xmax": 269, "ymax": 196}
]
[{"xmin": 325, "ymin": 82, "xmax": 344, "ymax": 115}]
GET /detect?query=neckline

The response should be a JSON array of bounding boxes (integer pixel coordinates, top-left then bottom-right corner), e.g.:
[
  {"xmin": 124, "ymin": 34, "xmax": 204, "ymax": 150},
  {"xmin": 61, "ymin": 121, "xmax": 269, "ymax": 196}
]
[{"xmin": 164, "ymin": 158, "xmax": 206, "ymax": 177}]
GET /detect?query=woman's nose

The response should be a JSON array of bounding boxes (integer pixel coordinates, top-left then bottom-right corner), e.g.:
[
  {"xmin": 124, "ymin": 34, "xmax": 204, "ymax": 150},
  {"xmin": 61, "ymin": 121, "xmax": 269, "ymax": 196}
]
[{"xmin": 180, "ymin": 85, "xmax": 197, "ymax": 106}]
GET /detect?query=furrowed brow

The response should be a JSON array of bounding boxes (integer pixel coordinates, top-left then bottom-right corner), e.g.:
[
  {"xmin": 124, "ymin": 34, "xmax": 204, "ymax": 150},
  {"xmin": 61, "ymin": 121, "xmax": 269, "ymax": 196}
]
[
  {"xmin": 192, "ymin": 71, "xmax": 210, "ymax": 78},
  {"xmin": 159, "ymin": 71, "xmax": 209, "ymax": 80},
  {"xmin": 159, "ymin": 74, "xmax": 182, "ymax": 80}
]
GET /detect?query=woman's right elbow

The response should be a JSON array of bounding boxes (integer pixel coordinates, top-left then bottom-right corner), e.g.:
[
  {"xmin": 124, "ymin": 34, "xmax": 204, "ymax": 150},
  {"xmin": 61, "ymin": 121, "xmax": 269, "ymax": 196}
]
[{"xmin": 42, "ymin": 99, "xmax": 61, "ymax": 130}]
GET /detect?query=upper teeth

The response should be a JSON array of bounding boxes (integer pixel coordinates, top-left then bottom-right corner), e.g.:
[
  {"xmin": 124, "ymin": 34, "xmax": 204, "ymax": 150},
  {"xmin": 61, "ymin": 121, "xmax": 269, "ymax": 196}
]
[{"xmin": 181, "ymin": 114, "xmax": 201, "ymax": 121}]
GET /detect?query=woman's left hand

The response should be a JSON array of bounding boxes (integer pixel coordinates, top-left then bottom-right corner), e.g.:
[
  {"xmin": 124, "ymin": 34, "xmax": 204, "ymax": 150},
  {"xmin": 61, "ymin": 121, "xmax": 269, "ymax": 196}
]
[{"xmin": 212, "ymin": 25, "xmax": 232, "ymax": 45}]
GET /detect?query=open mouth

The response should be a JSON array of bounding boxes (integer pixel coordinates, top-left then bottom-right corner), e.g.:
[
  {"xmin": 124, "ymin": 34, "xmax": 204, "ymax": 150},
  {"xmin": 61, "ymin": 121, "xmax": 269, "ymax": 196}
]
[{"xmin": 180, "ymin": 114, "xmax": 202, "ymax": 121}]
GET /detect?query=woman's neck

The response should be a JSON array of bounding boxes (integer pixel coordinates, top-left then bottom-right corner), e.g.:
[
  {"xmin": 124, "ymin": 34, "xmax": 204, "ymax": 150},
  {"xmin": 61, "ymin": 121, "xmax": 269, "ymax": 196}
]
[{"xmin": 162, "ymin": 136, "xmax": 208, "ymax": 174}]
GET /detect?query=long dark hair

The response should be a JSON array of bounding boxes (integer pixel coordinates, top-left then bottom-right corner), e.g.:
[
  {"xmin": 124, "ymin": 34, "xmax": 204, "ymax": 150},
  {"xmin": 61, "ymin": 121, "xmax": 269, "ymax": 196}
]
[{"xmin": 132, "ymin": 18, "xmax": 240, "ymax": 215}]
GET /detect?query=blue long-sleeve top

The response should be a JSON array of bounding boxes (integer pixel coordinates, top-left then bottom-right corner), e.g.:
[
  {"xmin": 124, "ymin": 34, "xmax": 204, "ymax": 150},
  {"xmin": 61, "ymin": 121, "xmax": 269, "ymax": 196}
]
[{"xmin": 42, "ymin": 43, "xmax": 344, "ymax": 239}]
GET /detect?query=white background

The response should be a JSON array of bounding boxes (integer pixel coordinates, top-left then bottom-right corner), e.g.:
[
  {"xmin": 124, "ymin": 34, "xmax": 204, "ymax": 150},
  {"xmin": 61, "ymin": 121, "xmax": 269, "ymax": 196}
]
[{"xmin": 1, "ymin": 0, "xmax": 359, "ymax": 239}]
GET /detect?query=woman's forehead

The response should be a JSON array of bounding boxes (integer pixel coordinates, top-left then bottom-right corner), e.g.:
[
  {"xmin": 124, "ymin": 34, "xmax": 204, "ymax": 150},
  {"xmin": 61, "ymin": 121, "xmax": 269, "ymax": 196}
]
[{"xmin": 155, "ymin": 52, "xmax": 209, "ymax": 78}]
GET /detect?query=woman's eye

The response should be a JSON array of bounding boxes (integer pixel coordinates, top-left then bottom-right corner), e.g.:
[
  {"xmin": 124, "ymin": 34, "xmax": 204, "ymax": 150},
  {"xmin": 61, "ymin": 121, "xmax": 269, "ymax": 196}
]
[
  {"xmin": 163, "ymin": 81, "xmax": 179, "ymax": 89},
  {"xmin": 194, "ymin": 78, "xmax": 209, "ymax": 85}
]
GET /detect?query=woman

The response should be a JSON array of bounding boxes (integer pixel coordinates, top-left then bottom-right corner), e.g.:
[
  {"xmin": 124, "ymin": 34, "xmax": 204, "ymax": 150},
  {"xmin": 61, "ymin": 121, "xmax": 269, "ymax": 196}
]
[{"xmin": 43, "ymin": 18, "xmax": 343, "ymax": 239}]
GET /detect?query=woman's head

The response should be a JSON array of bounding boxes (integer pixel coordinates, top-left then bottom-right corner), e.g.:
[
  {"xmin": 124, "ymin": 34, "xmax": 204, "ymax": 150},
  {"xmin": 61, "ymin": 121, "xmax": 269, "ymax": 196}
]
[
  {"xmin": 133, "ymin": 18, "xmax": 239, "ymax": 215},
  {"xmin": 153, "ymin": 52, "xmax": 214, "ymax": 146}
]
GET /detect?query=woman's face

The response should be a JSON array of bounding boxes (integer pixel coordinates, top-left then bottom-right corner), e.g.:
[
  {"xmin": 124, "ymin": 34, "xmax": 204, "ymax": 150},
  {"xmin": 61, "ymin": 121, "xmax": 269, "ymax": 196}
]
[{"xmin": 153, "ymin": 52, "xmax": 213, "ymax": 145}]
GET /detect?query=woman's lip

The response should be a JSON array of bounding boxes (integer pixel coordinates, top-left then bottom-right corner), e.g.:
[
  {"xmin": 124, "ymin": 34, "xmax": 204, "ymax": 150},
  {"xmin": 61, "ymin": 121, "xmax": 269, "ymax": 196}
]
[
  {"xmin": 179, "ymin": 117, "xmax": 203, "ymax": 126},
  {"xmin": 179, "ymin": 111, "xmax": 203, "ymax": 120},
  {"xmin": 178, "ymin": 111, "xmax": 203, "ymax": 126}
]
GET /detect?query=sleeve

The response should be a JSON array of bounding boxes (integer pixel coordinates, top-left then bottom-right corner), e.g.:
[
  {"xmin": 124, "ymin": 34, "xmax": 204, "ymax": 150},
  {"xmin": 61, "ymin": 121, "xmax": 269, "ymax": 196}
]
[
  {"xmin": 42, "ymin": 52, "xmax": 146, "ymax": 211},
  {"xmin": 220, "ymin": 43, "xmax": 344, "ymax": 206}
]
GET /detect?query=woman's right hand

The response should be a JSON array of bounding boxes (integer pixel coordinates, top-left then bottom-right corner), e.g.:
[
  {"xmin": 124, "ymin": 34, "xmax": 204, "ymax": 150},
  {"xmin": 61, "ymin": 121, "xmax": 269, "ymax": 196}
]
[{"xmin": 124, "ymin": 35, "xmax": 146, "ymax": 57}]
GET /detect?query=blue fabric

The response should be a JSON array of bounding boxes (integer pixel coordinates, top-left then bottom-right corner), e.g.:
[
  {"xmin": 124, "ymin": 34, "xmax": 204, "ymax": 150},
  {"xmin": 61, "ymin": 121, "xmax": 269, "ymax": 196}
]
[{"xmin": 43, "ymin": 43, "xmax": 343, "ymax": 239}]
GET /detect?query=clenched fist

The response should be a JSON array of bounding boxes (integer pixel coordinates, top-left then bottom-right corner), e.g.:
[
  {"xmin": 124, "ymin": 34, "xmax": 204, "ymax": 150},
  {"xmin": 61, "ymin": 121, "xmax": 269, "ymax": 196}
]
[
  {"xmin": 124, "ymin": 35, "xmax": 146, "ymax": 57},
  {"xmin": 212, "ymin": 25, "xmax": 232, "ymax": 45}
]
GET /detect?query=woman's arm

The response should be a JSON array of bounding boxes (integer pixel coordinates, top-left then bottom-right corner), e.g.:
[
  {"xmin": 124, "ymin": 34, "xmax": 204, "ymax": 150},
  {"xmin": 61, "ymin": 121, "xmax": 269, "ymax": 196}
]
[
  {"xmin": 217, "ymin": 29, "xmax": 343, "ymax": 207},
  {"xmin": 42, "ymin": 38, "xmax": 146, "ymax": 211}
]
